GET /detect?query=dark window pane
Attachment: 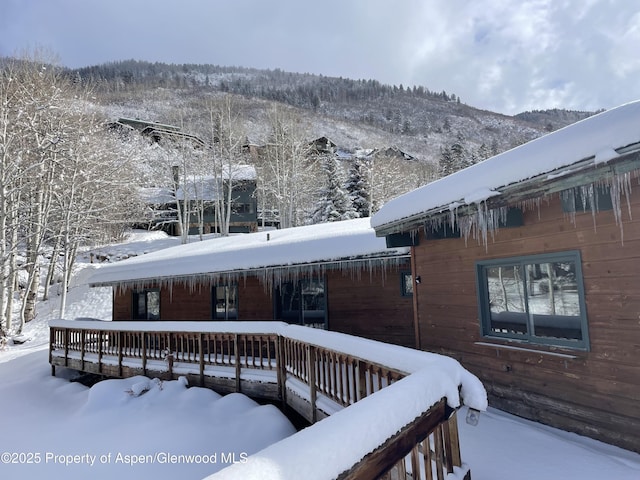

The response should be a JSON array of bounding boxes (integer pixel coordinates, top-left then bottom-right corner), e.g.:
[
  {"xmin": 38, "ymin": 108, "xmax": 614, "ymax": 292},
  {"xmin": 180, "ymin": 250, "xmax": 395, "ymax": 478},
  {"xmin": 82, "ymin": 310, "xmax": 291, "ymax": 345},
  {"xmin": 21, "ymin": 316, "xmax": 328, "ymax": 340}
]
[
  {"xmin": 135, "ymin": 293, "xmax": 146, "ymax": 318},
  {"xmin": 277, "ymin": 279, "xmax": 326, "ymax": 328},
  {"xmin": 527, "ymin": 261, "xmax": 582, "ymax": 340},
  {"xmin": 486, "ymin": 265, "xmax": 527, "ymax": 335},
  {"xmin": 279, "ymin": 282, "xmax": 300, "ymax": 322},
  {"xmin": 215, "ymin": 285, "xmax": 238, "ymax": 320},
  {"xmin": 301, "ymin": 278, "xmax": 325, "ymax": 325}
]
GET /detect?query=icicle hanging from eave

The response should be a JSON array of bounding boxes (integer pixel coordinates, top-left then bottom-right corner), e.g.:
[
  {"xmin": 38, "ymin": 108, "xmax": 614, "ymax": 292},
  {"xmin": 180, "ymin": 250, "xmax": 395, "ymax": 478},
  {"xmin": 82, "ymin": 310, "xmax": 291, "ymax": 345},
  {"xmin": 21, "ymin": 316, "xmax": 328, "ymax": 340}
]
[
  {"xmin": 419, "ymin": 168, "xmax": 638, "ymax": 247},
  {"xmin": 108, "ymin": 254, "xmax": 410, "ymax": 295}
]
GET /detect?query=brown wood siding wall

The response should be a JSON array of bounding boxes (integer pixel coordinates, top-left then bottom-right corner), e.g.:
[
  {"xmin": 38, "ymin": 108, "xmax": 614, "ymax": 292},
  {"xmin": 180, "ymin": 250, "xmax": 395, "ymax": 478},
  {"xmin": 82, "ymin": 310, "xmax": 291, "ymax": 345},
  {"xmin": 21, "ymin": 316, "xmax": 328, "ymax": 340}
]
[
  {"xmin": 113, "ymin": 289, "xmax": 131, "ymax": 321},
  {"xmin": 113, "ymin": 284, "xmax": 212, "ymax": 321},
  {"xmin": 237, "ymin": 278, "xmax": 273, "ymax": 320},
  {"xmin": 110, "ymin": 268, "xmax": 413, "ymax": 348},
  {"xmin": 413, "ymin": 190, "xmax": 640, "ymax": 452},
  {"xmin": 327, "ymin": 265, "xmax": 415, "ymax": 348},
  {"xmin": 113, "ymin": 279, "xmax": 273, "ymax": 321}
]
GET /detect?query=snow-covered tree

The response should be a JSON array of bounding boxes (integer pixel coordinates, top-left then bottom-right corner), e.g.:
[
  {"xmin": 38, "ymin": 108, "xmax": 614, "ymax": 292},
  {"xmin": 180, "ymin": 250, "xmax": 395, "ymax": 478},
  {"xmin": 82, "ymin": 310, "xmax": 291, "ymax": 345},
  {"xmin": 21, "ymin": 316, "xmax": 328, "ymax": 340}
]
[
  {"xmin": 345, "ymin": 159, "xmax": 370, "ymax": 218},
  {"xmin": 0, "ymin": 51, "xmax": 144, "ymax": 330},
  {"xmin": 259, "ymin": 106, "xmax": 316, "ymax": 228},
  {"xmin": 312, "ymin": 155, "xmax": 358, "ymax": 223},
  {"xmin": 206, "ymin": 95, "xmax": 249, "ymax": 237}
]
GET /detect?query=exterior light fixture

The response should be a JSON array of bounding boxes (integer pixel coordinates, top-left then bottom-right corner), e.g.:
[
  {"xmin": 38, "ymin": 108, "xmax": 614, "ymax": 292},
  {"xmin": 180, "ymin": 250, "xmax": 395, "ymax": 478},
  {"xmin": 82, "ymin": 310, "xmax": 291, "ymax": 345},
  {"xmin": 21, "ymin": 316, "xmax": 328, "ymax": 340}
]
[{"xmin": 466, "ymin": 408, "xmax": 481, "ymax": 426}]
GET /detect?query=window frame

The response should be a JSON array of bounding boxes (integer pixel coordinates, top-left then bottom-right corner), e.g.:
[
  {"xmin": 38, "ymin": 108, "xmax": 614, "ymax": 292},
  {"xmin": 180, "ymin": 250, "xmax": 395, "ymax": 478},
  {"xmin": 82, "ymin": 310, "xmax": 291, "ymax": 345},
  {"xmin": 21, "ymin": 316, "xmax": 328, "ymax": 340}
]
[
  {"xmin": 132, "ymin": 289, "xmax": 160, "ymax": 320},
  {"xmin": 400, "ymin": 271, "xmax": 414, "ymax": 297},
  {"xmin": 475, "ymin": 250, "xmax": 590, "ymax": 350},
  {"xmin": 274, "ymin": 277, "xmax": 327, "ymax": 329},
  {"xmin": 212, "ymin": 284, "xmax": 239, "ymax": 320}
]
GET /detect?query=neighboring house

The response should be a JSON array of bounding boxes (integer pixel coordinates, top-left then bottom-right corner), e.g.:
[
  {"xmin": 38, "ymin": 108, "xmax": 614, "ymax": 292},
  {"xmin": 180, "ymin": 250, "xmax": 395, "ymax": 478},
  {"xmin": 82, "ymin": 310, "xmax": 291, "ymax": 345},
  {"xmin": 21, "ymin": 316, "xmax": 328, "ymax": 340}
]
[
  {"xmin": 89, "ymin": 218, "xmax": 415, "ymax": 347},
  {"xmin": 175, "ymin": 165, "xmax": 258, "ymax": 235},
  {"xmin": 373, "ymin": 146, "xmax": 416, "ymax": 161},
  {"xmin": 110, "ymin": 117, "xmax": 258, "ymax": 234},
  {"xmin": 108, "ymin": 117, "xmax": 206, "ymax": 148},
  {"xmin": 138, "ymin": 166, "xmax": 258, "ymax": 235},
  {"xmin": 371, "ymin": 101, "xmax": 640, "ymax": 452},
  {"xmin": 308, "ymin": 136, "xmax": 338, "ymax": 155}
]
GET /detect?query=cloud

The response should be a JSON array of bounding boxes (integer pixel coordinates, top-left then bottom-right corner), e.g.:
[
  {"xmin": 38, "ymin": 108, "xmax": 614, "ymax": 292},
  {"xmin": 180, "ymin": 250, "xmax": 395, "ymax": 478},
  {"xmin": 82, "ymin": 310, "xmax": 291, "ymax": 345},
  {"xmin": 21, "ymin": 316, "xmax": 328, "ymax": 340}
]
[
  {"xmin": 405, "ymin": 0, "xmax": 640, "ymax": 113},
  {"xmin": 1, "ymin": 0, "xmax": 640, "ymax": 114}
]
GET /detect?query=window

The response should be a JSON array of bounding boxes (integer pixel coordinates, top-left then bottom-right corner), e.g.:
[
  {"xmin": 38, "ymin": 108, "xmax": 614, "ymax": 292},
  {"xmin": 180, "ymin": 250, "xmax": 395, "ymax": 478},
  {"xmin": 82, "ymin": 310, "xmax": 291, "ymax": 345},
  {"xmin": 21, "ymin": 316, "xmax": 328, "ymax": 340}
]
[
  {"xmin": 234, "ymin": 203, "xmax": 255, "ymax": 214},
  {"xmin": 275, "ymin": 278, "xmax": 326, "ymax": 329},
  {"xmin": 561, "ymin": 185, "xmax": 613, "ymax": 213},
  {"xmin": 476, "ymin": 251, "xmax": 589, "ymax": 349},
  {"xmin": 214, "ymin": 285, "xmax": 238, "ymax": 320},
  {"xmin": 401, "ymin": 272, "xmax": 414, "ymax": 296},
  {"xmin": 132, "ymin": 289, "xmax": 160, "ymax": 320}
]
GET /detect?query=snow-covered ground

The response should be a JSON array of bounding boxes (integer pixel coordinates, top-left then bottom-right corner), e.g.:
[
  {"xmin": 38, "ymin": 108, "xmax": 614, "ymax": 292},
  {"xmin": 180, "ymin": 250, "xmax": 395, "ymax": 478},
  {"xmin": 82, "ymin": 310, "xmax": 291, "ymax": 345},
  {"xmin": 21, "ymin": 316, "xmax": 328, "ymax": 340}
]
[{"xmin": 1, "ymin": 230, "xmax": 639, "ymax": 479}]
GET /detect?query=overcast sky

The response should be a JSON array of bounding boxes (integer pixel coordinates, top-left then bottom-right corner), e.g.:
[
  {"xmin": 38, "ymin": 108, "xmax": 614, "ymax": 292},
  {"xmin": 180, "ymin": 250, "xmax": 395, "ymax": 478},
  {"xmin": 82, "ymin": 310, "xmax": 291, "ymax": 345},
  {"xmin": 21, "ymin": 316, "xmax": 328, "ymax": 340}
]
[{"xmin": 2, "ymin": 0, "xmax": 639, "ymax": 115}]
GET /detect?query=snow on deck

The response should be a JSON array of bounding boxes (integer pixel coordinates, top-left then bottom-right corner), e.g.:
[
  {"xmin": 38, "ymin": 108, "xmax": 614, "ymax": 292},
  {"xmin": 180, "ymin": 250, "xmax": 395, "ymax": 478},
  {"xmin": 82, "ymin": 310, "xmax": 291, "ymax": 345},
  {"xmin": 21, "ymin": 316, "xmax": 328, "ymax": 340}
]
[
  {"xmin": 49, "ymin": 320, "xmax": 486, "ymax": 412},
  {"xmin": 88, "ymin": 218, "xmax": 409, "ymax": 286},
  {"xmin": 371, "ymin": 100, "xmax": 640, "ymax": 231},
  {"xmin": 51, "ymin": 318, "xmax": 487, "ymax": 479}
]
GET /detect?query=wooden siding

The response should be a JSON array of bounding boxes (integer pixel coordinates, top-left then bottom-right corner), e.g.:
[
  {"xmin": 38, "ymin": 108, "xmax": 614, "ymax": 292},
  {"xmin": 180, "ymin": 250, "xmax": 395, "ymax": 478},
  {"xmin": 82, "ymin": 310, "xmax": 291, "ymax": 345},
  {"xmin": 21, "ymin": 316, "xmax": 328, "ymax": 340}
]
[
  {"xmin": 412, "ymin": 191, "xmax": 640, "ymax": 452},
  {"xmin": 110, "ymin": 267, "xmax": 414, "ymax": 348},
  {"xmin": 113, "ymin": 279, "xmax": 272, "ymax": 321},
  {"xmin": 328, "ymin": 266, "xmax": 415, "ymax": 347},
  {"xmin": 237, "ymin": 278, "xmax": 273, "ymax": 319}
]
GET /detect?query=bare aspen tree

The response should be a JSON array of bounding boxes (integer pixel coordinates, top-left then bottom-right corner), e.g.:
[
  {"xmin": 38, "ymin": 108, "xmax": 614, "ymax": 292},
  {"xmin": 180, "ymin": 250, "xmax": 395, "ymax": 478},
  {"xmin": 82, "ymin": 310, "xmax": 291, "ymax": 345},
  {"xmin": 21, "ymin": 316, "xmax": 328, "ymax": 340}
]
[
  {"xmin": 206, "ymin": 95, "xmax": 248, "ymax": 236},
  {"xmin": 0, "ymin": 51, "xmax": 143, "ymax": 328},
  {"xmin": 363, "ymin": 152, "xmax": 421, "ymax": 215},
  {"xmin": 0, "ymin": 52, "xmax": 74, "ymax": 330},
  {"xmin": 261, "ymin": 106, "xmax": 315, "ymax": 228}
]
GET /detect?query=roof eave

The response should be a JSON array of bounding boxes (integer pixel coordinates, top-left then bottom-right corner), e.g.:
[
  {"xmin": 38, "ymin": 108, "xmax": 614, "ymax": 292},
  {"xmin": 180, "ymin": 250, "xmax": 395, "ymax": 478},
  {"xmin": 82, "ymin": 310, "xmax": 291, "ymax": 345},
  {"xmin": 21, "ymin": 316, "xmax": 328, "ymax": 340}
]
[
  {"xmin": 374, "ymin": 147, "xmax": 640, "ymax": 237},
  {"xmin": 89, "ymin": 252, "xmax": 412, "ymax": 288}
]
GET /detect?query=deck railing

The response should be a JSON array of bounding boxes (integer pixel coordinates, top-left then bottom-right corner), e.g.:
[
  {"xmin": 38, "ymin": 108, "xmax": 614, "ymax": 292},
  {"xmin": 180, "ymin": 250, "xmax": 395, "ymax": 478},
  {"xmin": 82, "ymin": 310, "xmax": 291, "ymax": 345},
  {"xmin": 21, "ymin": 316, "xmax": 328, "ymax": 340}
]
[{"xmin": 50, "ymin": 320, "xmax": 472, "ymax": 480}]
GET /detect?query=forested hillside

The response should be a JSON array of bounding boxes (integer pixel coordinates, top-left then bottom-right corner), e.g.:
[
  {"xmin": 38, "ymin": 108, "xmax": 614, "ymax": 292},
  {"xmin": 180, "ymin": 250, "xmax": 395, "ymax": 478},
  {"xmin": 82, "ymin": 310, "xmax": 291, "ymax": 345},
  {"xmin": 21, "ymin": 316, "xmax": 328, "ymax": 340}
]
[{"xmin": 74, "ymin": 60, "xmax": 594, "ymax": 161}]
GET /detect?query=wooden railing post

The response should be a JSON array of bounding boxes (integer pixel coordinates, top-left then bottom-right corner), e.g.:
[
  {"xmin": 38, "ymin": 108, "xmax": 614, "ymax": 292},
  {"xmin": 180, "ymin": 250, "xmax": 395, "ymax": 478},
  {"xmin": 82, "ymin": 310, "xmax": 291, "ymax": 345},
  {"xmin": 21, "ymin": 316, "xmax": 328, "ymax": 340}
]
[
  {"xmin": 167, "ymin": 332, "xmax": 174, "ymax": 378},
  {"xmin": 199, "ymin": 333, "xmax": 205, "ymax": 386},
  {"xmin": 444, "ymin": 410, "xmax": 462, "ymax": 469},
  {"xmin": 142, "ymin": 332, "xmax": 147, "ymax": 375},
  {"xmin": 357, "ymin": 359, "xmax": 367, "ymax": 401},
  {"xmin": 49, "ymin": 328, "xmax": 55, "ymax": 376},
  {"xmin": 308, "ymin": 345, "xmax": 317, "ymax": 423},
  {"xmin": 118, "ymin": 331, "xmax": 123, "ymax": 377},
  {"xmin": 64, "ymin": 328, "xmax": 70, "ymax": 367},
  {"xmin": 277, "ymin": 336, "xmax": 286, "ymax": 405},
  {"xmin": 80, "ymin": 330, "xmax": 86, "ymax": 371},
  {"xmin": 98, "ymin": 330, "xmax": 103, "ymax": 374},
  {"xmin": 234, "ymin": 334, "xmax": 241, "ymax": 393}
]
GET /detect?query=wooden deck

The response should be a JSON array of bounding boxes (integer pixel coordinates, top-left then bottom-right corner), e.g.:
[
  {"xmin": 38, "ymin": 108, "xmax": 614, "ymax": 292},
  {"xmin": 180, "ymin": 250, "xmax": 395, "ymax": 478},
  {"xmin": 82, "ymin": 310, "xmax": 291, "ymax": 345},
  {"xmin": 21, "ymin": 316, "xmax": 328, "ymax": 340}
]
[{"xmin": 50, "ymin": 320, "xmax": 471, "ymax": 480}]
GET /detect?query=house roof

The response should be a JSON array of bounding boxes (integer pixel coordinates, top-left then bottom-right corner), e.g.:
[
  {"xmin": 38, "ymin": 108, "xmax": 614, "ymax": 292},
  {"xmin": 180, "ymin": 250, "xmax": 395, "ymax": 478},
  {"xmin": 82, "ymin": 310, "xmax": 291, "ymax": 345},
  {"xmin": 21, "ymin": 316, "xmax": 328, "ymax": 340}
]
[
  {"xmin": 371, "ymin": 100, "xmax": 640, "ymax": 236},
  {"xmin": 89, "ymin": 218, "xmax": 410, "ymax": 288},
  {"xmin": 139, "ymin": 165, "xmax": 257, "ymax": 204}
]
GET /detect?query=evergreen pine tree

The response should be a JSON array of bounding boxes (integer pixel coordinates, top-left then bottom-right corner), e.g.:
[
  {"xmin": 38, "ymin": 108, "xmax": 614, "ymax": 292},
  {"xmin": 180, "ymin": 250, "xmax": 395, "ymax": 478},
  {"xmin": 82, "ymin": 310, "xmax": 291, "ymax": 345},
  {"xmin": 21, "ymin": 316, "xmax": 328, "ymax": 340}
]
[
  {"xmin": 476, "ymin": 143, "xmax": 491, "ymax": 162},
  {"xmin": 439, "ymin": 146, "xmax": 455, "ymax": 177},
  {"xmin": 346, "ymin": 159, "xmax": 369, "ymax": 218},
  {"xmin": 312, "ymin": 156, "xmax": 358, "ymax": 223}
]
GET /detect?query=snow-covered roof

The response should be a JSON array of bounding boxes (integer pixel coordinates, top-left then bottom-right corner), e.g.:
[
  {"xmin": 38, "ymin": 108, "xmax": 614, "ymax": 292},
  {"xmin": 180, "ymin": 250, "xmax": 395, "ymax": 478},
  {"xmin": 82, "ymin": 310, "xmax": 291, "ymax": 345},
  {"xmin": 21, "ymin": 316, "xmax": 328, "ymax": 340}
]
[
  {"xmin": 89, "ymin": 218, "xmax": 410, "ymax": 287},
  {"xmin": 138, "ymin": 186, "xmax": 175, "ymax": 205},
  {"xmin": 138, "ymin": 165, "xmax": 256, "ymax": 204},
  {"xmin": 371, "ymin": 100, "xmax": 640, "ymax": 234},
  {"xmin": 175, "ymin": 176, "xmax": 220, "ymax": 201}
]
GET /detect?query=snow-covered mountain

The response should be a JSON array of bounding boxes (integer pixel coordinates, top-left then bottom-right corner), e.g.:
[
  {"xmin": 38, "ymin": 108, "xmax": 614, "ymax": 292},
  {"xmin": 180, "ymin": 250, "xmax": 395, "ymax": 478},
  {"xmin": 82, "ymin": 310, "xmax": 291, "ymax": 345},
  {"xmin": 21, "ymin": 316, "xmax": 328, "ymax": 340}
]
[{"xmin": 74, "ymin": 60, "xmax": 595, "ymax": 163}]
